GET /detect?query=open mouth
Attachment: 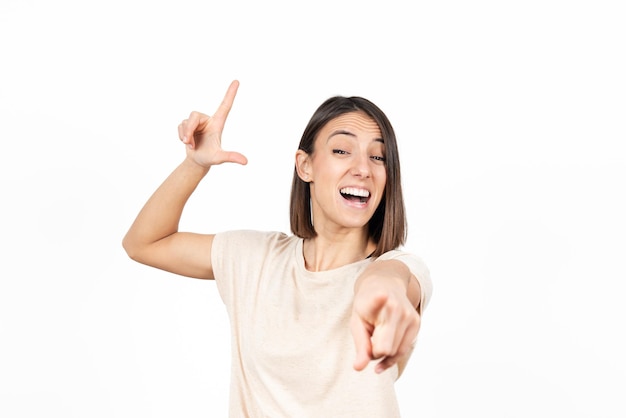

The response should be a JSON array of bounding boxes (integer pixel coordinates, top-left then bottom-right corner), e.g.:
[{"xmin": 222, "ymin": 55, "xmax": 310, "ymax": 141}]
[{"xmin": 340, "ymin": 187, "xmax": 370, "ymax": 204}]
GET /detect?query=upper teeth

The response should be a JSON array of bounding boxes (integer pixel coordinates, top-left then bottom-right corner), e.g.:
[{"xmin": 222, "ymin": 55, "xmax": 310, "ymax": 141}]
[{"xmin": 340, "ymin": 187, "xmax": 370, "ymax": 198}]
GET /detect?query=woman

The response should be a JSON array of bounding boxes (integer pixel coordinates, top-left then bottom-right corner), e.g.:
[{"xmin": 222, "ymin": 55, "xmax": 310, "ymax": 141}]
[{"xmin": 122, "ymin": 80, "xmax": 432, "ymax": 417}]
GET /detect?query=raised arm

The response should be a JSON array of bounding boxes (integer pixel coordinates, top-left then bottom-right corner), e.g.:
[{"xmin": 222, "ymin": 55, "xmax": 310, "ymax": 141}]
[{"xmin": 122, "ymin": 80, "xmax": 247, "ymax": 279}]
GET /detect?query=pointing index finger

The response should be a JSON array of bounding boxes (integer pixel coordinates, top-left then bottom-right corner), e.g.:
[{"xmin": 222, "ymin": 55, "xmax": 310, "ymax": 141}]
[{"xmin": 213, "ymin": 80, "xmax": 240, "ymax": 121}]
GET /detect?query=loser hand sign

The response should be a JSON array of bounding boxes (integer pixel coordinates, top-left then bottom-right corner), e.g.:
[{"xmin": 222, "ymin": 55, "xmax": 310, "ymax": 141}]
[{"xmin": 178, "ymin": 80, "xmax": 248, "ymax": 168}]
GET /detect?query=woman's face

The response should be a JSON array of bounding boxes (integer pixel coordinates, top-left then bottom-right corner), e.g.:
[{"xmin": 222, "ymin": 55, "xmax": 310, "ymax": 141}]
[{"xmin": 298, "ymin": 111, "xmax": 387, "ymax": 235}]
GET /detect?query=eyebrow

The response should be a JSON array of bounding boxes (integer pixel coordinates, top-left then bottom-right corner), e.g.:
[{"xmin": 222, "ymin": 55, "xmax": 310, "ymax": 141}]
[{"xmin": 327, "ymin": 129, "xmax": 384, "ymax": 144}]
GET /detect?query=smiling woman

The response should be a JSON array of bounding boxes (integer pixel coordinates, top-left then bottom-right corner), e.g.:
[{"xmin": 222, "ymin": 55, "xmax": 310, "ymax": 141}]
[
  {"xmin": 291, "ymin": 97, "xmax": 406, "ymax": 260},
  {"xmin": 122, "ymin": 80, "xmax": 432, "ymax": 417}
]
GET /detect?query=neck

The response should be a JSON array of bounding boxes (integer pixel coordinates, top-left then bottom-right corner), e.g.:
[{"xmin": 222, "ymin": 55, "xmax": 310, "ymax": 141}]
[{"xmin": 302, "ymin": 228, "xmax": 376, "ymax": 272}]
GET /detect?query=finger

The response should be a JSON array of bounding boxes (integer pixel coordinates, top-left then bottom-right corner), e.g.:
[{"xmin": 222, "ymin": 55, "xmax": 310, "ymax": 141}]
[
  {"xmin": 180, "ymin": 118, "xmax": 194, "ymax": 148},
  {"xmin": 358, "ymin": 292, "xmax": 388, "ymax": 322},
  {"xmin": 183, "ymin": 111, "xmax": 209, "ymax": 148},
  {"xmin": 213, "ymin": 80, "xmax": 240, "ymax": 122},
  {"xmin": 371, "ymin": 324, "xmax": 400, "ymax": 359},
  {"xmin": 178, "ymin": 123, "xmax": 191, "ymax": 147},
  {"xmin": 374, "ymin": 332, "xmax": 416, "ymax": 374},
  {"xmin": 374, "ymin": 354, "xmax": 399, "ymax": 374},
  {"xmin": 374, "ymin": 296, "xmax": 421, "ymax": 357},
  {"xmin": 372, "ymin": 340, "xmax": 409, "ymax": 374},
  {"xmin": 351, "ymin": 293, "xmax": 387, "ymax": 370},
  {"xmin": 178, "ymin": 123, "xmax": 184, "ymax": 142},
  {"xmin": 373, "ymin": 314, "xmax": 420, "ymax": 374},
  {"xmin": 223, "ymin": 150, "xmax": 248, "ymax": 166},
  {"xmin": 370, "ymin": 304, "xmax": 405, "ymax": 359},
  {"xmin": 350, "ymin": 315, "xmax": 373, "ymax": 371}
]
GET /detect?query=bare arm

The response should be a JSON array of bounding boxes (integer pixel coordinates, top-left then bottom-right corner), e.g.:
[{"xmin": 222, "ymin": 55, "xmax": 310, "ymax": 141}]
[
  {"xmin": 122, "ymin": 80, "xmax": 247, "ymax": 279},
  {"xmin": 351, "ymin": 259, "xmax": 422, "ymax": 374}
]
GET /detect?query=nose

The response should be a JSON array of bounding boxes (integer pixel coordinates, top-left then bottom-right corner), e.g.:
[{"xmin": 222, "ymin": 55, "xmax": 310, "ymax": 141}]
[{"xmin": 351, "ymin": 153, "xmax": 371, "ymax": 178}]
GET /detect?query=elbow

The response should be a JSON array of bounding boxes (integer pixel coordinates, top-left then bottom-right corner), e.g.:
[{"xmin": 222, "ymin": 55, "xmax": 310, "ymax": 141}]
[
  {"xmin": 122, "ymin": 233, "xmax": 156, "ymax": 265},
  {"xmin": 121, "ymin": 234, "xmax": 140, "ymax": 261}
]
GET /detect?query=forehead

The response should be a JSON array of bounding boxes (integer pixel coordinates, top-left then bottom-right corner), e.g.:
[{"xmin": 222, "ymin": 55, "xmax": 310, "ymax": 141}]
[{"xmin": 319, "ymin": 111, "xmax": 382, "ymax": 138}]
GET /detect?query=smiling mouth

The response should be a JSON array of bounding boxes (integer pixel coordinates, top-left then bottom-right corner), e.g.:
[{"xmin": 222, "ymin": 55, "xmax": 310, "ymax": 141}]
[{"xmin": 340, "ymin": 187, "xmax": 370, "ymax": 203}]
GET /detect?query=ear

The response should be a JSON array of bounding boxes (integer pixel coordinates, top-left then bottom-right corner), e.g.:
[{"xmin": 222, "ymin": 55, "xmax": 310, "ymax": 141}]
[{"xmin": 295, "ymin": 150, "xmax": 312, "ymax": 182}]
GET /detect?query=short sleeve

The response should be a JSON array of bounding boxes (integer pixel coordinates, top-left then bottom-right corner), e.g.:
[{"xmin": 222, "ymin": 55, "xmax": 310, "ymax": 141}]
[
  {"xmin": 210, "ymin": 230, "xmax": 290, "ymax": 313},
  {"xmin": 211, "ymin": 230, "xmax": 267, "ymax": 310},
  {"xmin": 376, "ymin": 250, "xmax": 433, "ymax": 315}
]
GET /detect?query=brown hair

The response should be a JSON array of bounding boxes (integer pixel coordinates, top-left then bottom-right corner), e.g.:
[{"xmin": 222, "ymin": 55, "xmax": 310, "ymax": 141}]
[{"xmin": 289, "ymin": 95, "xmax": 406, "ymax": 256}]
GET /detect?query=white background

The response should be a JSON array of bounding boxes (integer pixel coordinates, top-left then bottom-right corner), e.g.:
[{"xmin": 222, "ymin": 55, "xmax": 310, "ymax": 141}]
[{"xmin": 1, "ymin": 0, "xmax": 625, "ymax": 417}]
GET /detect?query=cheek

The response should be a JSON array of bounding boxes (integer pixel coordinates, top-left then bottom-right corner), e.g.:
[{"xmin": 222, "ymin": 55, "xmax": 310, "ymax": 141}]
[
  {"xmin": 313, "ymin": 159, "xmax": 344, "ymax": 183},
  {"xmin": 376, "ymin": 169, "xmax": 387, "ymax": 191}
]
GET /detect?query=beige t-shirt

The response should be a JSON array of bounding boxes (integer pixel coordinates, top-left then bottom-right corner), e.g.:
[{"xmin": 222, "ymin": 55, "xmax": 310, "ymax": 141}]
[{"xmin": 212, "ymin": 230, "xmax": 432, "ymax": 418}]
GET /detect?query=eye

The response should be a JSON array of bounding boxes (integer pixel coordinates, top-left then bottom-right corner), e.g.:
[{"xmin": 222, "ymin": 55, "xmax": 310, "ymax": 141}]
[
  {"xmin": 370, "ymin": 155, "xmax": 386, "ymax": 163},
  {"xmin": 333, "ymin": 149, "xmax": 349, "ymax": 155}
]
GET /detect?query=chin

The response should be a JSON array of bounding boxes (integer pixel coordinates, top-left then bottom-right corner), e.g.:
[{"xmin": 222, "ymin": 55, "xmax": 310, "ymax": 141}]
[{"xmin": 338, "ymin": 216, "xmax": 372, "ymax": 230}]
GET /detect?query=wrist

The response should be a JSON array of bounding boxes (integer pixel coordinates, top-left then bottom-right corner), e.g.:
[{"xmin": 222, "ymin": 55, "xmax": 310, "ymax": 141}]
[
  {"xmin": 182, "ymin": 155, "xmax": 212, "ymax": 175},
  {"xmin": 355, "ymin": 269, "xmax": 409, "ymax": 298},
  {"xmin": 357, "ymin": 274, "xmax": 407, "ymax": 294},
  {"xmin": 356, "ymin": 259, "xmax": 410, "ymax": 288}
]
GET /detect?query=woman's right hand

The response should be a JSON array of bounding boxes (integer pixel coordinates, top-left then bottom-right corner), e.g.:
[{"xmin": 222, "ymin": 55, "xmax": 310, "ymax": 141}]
[{"xmin": 178, "ymin": 80, "xmax": 248, "ymax": 168}]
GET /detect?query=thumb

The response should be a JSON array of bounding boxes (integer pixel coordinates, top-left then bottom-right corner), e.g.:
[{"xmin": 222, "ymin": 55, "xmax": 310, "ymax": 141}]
[{"xmin": 223, "ymin": 151, "xmax": 248, "ymax": 165}]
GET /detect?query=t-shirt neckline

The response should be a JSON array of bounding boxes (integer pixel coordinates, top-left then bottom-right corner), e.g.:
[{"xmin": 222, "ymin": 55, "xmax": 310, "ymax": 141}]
[{"xmin": 295, "ymin": 238, "xmax": 373, "ymax": 278}]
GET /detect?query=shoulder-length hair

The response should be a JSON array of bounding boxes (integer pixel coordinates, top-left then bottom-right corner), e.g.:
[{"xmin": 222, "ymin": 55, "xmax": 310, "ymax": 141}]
[{"xmin": 289, "ymin": 95, "xmax": 406, "ymax": 257}]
